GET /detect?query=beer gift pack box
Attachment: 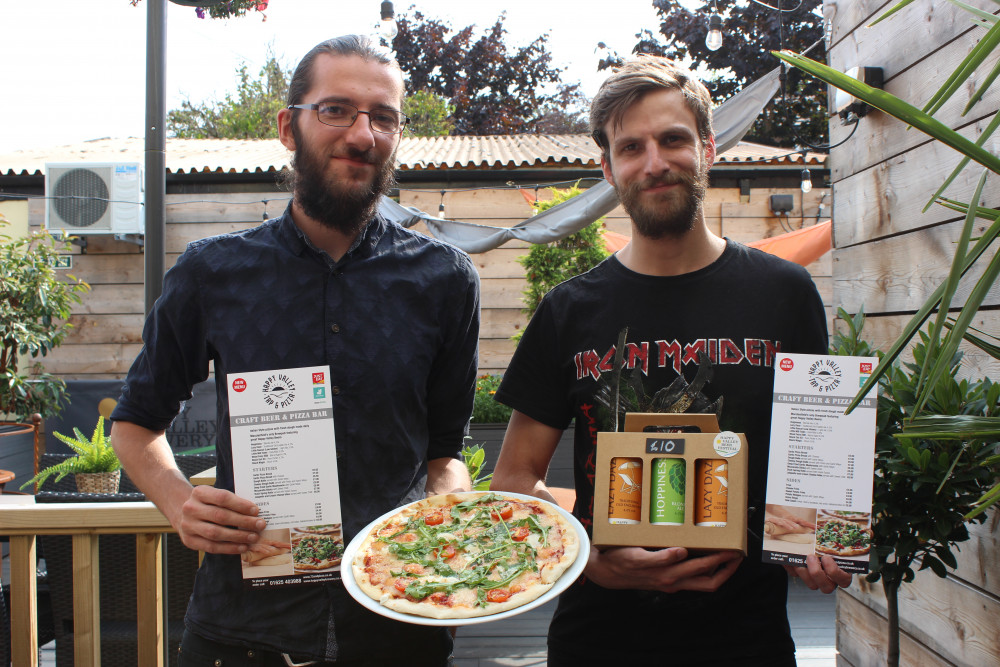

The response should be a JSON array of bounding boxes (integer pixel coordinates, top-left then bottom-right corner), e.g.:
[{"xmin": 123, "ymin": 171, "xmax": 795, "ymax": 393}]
[{"xmin": 592, "ymin": 413, "xmax": 748, "ymax": 555}]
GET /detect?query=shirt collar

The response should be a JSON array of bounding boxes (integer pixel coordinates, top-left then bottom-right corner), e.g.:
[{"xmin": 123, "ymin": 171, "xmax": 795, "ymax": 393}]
[{"xmin": 278, "ymin": 200, "xmax": 388, "ymax": 265}]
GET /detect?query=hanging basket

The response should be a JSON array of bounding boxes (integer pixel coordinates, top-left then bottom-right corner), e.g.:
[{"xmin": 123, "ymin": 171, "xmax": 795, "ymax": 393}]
[{"xmin": 75, "ymin": 470, "xmax": 121, "ymax": 494}]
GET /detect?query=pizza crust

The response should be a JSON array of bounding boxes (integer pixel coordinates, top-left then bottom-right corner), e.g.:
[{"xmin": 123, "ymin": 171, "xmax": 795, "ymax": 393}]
[{"xmin": 351, "ymin": 492, "xmax": 580, "ymax": 619}]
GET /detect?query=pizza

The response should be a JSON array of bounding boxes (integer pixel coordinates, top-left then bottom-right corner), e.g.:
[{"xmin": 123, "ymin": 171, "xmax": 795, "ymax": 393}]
[
  {"xmin": 293, "ymin": 533, "xmax": 345, "ymax": 571},
  {"xmin": 815, "ymin": 518, "xmax": 872, "ymax": 557},
  {"xmin": 351, "ymin": 492, "xmax": 580, "ymax": 620}
]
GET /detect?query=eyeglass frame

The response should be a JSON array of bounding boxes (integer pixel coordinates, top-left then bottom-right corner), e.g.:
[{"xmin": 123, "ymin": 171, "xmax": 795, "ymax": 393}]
[{"xmin": 286, "ymin": 102, "xmax": 410, "ymax": 135}]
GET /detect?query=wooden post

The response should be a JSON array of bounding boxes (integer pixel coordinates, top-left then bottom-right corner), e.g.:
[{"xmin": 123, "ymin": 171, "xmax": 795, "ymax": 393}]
[
  {"xmin": 136, "ymin": 532, "xmax": 165, "ymax": 666},
  {"xmin": 9, "ymin": 535, "xmax": 38, "ymax": 667},
  {"xmin": 72, "ymin": 534, "xmax": 102, "ymax": 667}
]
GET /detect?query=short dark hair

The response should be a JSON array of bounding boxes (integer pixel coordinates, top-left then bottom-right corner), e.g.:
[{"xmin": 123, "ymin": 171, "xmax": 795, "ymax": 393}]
[
  {"xmin": 590, "ymin": 55, "xmax": 714, "ymax": 160},
  {"xmin": 286, "ymin": 35, "xmax": 403, "ymax": 108}
]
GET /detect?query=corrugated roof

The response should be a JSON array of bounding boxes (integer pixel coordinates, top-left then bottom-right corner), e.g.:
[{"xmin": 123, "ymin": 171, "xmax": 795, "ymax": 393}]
[{"xmin": 0, "ymin": 135, "xmax": 825, "ymax": 177}]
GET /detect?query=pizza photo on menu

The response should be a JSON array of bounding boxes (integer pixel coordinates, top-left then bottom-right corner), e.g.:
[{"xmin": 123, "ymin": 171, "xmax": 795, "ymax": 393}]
[
  {"xmin": 292, "ymin": 530, "xmax": 345, "ymax": 572},
  {"xmin": 349, "ymin": 492, "xmax": 582, "ymax": 621},
  {"xmin": 815, "ymin": 517, "xmax": 872, "ymax": 558}
]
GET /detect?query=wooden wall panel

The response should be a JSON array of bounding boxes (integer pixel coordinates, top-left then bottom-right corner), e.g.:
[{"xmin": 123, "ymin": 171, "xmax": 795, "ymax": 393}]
[
  {"xmin": 836, "ymin": 592, "xmax": 956, "ymax": 667},
  {"xmin": 830, "ymin": 3, "xmax": 1000, "ymax": 663},
  {"xmin": 481, "ymin": 309, "xmax": 525, "ymax": 341},
  {"xmin": 66, "ymin": 314, "xmax": 144, "ymax": 345},
  {"xmin": 953, "ymin": 511, "xmax": 1000, "ymax": 596},
  {"xmin": 31, "ymin": 183, "xmax": 832, "ymax": 378},
  {"xmin": 831, "ymin": 310, "xmax": 1000, "ymax": 382},
  {"xmin": 832, "ymin": 121, "xmax": 1000, "ymax": 248},
  {"xmin": 40, "ymin": 344, "xmax": 142, "ymax": 376},
  {"xmin": 828, "ymin": 0, "xmax": 994, "ymax": 73},
  {"xmin": 829, "ymin": 33, "xmax": 1000, "ymax": 182},
  {"xmin": 839, "ymin": 570, "xmax": 1000, "ymax": 666},
  {"xmin": 831, "ymin": 218, "xmax": 1000, "ymax": 314}
]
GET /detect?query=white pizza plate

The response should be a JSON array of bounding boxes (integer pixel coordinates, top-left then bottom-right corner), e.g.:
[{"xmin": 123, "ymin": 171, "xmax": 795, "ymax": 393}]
[{"xmin": 341, "ymin": 491, "xmax": 590, "ymax": 627}]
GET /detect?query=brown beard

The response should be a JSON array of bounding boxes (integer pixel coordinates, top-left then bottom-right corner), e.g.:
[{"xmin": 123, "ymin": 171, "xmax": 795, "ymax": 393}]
[
  {"xmin": 282, "ymin": 120, "xmax": 397, "ymax": 236},
  {"xmin": 617, "ymin": 161, "xmax": 709, "ymax": 240}
]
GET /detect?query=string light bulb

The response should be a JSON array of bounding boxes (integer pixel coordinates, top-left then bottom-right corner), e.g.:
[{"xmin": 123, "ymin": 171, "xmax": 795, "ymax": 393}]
[
  {"xmin": 379, "ymin": 1, "xmax": 398, "ymax": 43},
  {"xmin": 800, "ymin": 168, "xmax": 813, "ymax": 194},
  {"xmin": 438, "ymin": 190, "xmax": 446, "ymax": 219},
  {"xmin": 705, "ymin": 13, "xmax": 724, "ymax": 51}
]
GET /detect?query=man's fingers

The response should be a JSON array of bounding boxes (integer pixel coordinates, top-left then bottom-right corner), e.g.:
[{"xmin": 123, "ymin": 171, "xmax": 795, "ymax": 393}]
[
  {"xmin": 191, "ymin": 485, "xmax": 262, "ymax": 518},
  {"xmin": 796, "ymin": 555, "xmax": 851, "ymax": 594},
  {"xmin": 661, "ymin": 552, "xmax": 743, "ymax": 593},
  {"xmin": 177, "ymin": 486, "xmax": 267, "ymax": 553},
  {"xmin": 821, "ymin": 555, "xmax": 853, "ymax": 588}
]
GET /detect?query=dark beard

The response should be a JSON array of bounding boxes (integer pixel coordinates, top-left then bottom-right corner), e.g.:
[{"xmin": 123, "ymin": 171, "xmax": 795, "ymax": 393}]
[
  {"xmin": 283, "ymin": 124, "xmax": 397, "ymax": 236},
  {"xmin": 617, "ymin": 164, "xmax": 708, "ymax": 240}
]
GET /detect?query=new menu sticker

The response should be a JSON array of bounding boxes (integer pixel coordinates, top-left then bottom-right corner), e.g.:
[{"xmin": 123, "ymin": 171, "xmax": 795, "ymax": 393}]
[{"xmin": 763, "ymin": 353, "xmax": 878, "ymax": 573}]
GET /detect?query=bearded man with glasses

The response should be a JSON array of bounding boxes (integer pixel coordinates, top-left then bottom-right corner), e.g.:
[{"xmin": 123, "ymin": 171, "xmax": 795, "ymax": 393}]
[{"xmin": 110, "ymin": 35, "xmax": 479, "ymax": 666}]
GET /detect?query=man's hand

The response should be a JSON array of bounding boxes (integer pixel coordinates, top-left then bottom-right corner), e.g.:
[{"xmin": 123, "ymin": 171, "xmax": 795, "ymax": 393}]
[
  {"xmin": 784, "ymin": 554, "xmax": 852, "ymax": 594},
  {"xmin": 175, "ymin": 485, "xmax": 267, "ymax": 554},
  {"xmin": 585, "ymin": 546, "xmax": 743, "ymax": 594},
  {"xmin": 766, "ymin": 515, "xmax": 815, "ymax": 534}
]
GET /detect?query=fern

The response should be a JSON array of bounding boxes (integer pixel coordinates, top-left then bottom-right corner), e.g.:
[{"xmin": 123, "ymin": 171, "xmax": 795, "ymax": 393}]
[{"xmin": 21, "ymin": 416, "xmax": 121, "ymax": 491}]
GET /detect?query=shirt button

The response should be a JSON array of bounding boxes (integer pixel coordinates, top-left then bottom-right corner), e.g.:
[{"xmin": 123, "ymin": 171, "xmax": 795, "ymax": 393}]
[
  {"xmin": 330, "ymin": 324, "xmax": 340, "ymax": 334},
  {"xmin": 331, "ymin": 386, "xmax": 341, "ymax": 395}
]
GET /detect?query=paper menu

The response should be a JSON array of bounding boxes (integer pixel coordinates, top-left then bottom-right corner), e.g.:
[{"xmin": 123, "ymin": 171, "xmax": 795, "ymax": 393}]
[
  {"xmin": 763, "ymin": 353, "xmax": 878, "ymax": 573},
  {"xmin": 227, "ymin": 366, "xmax": 343, "ymax": 587}
]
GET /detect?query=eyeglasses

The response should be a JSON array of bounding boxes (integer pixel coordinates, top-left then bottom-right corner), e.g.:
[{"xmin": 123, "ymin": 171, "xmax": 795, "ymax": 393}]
[{"xmin": 287, "ymin": 102, "xmax": 409, "ymax": 134}]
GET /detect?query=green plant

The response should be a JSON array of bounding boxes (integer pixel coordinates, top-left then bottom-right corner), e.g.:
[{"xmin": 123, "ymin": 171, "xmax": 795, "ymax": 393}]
[
  {"xmin": 472, "ymin": 374, "xmax": 512, "ymax": 424},
  {"xmin": 0, "ymin": 215, "xmax": 90, "ymax": 421},
  {"xmin": 460, "ymin": 443, "xmax": 493, "ymax": 491},
  {"xmin": 518, "ymin": 184, "xmax": 611, "ymax": 323},
  {"xmin": 776, "ymin": 0, "xmax": 1000, "ymax": 521},
  {"xmin": 831, "ymin": 308, "xmax": 999, "ymax": 667},
  {"xmin": 403, "ymin": 89, "xmax": 455, "ymax": 137},
  {"xmin": 20, "ymin": 416, "xmax": 121, "ymax": 491}
]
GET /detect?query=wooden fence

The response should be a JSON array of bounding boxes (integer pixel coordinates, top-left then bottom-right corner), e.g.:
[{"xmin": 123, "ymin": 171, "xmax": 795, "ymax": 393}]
[
  {"xmin": 28, "ymin": 183, "xmax": 831, "ymax": 379},
  {"xmin": 828, "ymin": 0, "xmax": 1000, "ymax": 663}
]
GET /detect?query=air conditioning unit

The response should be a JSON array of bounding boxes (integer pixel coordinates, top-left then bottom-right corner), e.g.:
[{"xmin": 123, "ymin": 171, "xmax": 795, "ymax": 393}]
[{"xmin": 45, "ymin": 162, "xmax": 144, "ymax": 235}]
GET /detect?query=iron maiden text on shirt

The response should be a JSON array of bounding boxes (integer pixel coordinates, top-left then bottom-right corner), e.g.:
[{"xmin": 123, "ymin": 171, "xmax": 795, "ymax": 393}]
[{"xmin": 574, "ymin": 337, "xmax": 782, "ymax": 380}]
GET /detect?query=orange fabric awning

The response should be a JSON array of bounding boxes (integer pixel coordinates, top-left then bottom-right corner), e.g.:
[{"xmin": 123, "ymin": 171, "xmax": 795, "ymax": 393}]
[
  {"xmin": 603, "ymin": 230, "xmax": 631, "ymax": 253},
  {"xmin": 747, "ymin": 220, "xmax": 832, "ymax": 266},
  {"xmin": 601, "ymin": 220, "xmax": 831, "ymax": 267}
]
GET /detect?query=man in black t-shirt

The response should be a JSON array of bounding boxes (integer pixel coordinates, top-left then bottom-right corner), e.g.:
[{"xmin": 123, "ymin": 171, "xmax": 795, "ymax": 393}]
[{"xmin": 492, "ymin": 56, "xmax": 851, "ymax": 666}]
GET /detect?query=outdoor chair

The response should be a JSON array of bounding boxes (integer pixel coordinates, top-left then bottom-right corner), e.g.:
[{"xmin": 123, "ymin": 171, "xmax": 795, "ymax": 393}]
[{"xmin": 35, "ymin": 452, "xmax": 215, "ymax": 667}]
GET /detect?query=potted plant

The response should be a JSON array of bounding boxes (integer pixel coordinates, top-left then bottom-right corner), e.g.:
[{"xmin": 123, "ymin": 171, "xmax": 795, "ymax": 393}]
[
  {"xmin": 0, "ymin": 214, "xmax": 90, "ymax": 422},
  {"xmin": 20, "ymin": 416, "xmax": 122, "ymax": 494}
]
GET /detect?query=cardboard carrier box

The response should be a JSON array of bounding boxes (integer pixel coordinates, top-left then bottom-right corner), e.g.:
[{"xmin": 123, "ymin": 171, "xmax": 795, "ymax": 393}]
[{"xmin": 592, "ymin": 413, "xmax": 747, "ymax": 555}]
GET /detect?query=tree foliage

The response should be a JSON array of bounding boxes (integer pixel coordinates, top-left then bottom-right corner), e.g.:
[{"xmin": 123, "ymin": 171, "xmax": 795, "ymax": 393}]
[
  {"xmin": 403, "ymin": 90, "xmax": 456, "ymax": 137},
  {"xmin": 392, "ymin": 10, "xmax": 585, "ymax": 135},
  {"xmin": 602, "ymin": 0, "xmax": 827, "ymax": 147},
  {"xmin": 168, "ymin": 52, "xmax": 290, "ymax": 139},
  {"xmin": 129, "ymin": 0, "xmax": 269, "ymax": 20}
]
